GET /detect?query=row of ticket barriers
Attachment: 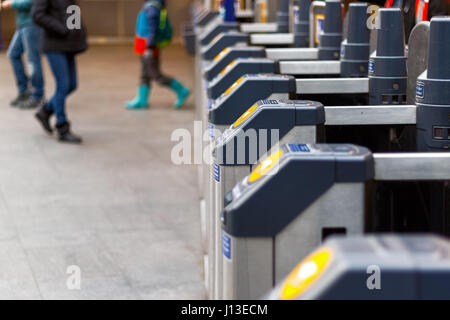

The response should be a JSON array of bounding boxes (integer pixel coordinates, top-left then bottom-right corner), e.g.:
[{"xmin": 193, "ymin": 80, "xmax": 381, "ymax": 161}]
[{"xmin": 184, "ymin": 0, "xmax": 450, "ymax": 300}]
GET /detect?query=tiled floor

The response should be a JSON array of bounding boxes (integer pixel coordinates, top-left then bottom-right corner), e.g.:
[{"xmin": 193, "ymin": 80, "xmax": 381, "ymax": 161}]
[{"xmin": 0, "ymin": 44, "xmax": 204, "ymax": 299}]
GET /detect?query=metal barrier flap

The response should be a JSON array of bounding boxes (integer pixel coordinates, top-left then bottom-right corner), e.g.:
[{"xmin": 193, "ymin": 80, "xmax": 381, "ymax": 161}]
[{"xmin": 407, "ymin": 22, "xmax": 430, "ymax": 104}]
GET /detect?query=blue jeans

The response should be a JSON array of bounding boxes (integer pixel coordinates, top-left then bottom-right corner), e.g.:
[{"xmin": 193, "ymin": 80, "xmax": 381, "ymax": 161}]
[
  {"xmin": 46, "ymin": 53, "xmax": 78, "ymax": 125},
  {"xmin": 7, "ymin": 25, "xmax": 44, "ymax": 100}
]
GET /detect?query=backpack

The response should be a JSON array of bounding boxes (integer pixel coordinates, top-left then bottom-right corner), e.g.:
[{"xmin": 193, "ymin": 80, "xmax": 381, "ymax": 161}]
[
  {"xmin": 152, "ymin": 2, "xmax": 173, "ymax": 49},
  {"xmin": 135, "ymin": 1, "xmax": 173, "ymax": 54}
]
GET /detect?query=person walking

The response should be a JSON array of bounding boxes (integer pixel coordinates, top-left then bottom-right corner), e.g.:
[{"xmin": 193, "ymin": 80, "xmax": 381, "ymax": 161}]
[
  {"xmin": 126, "ymin": 0, "xmax": 191, "ymax": 110},
  {"xmin": 2, "ymin": 0, "xmax": 44, "ymax": 109},
  {"xmin": 32, "ymin": 0, "xmax": 87, "ymax": 143}
]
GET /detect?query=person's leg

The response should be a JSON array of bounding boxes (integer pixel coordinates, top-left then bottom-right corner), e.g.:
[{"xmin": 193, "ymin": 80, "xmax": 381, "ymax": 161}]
[
  {"xmin": 19, "ymin": 25, "xmax": 45, "ymax": 109},
  {"xmin": 148, "ymin": 52, "xmax": 173, "ymax": 87},
  {"xmin": 45, "ymin": 52, "xmax": 69, "ymax": 124},
  {"xmin": 126, "ymin": 55, "xmax": 151, "ymax": 109},
  {"xmin": 151, "ymin": 51, "xmax": 190, "ymax": 109},
  {"xmin": 37, "ymin": 52, "xmax": 81, "ymax": 143},
  {"xmin": 68, "ymin": 55, "xmax": 78, "ymax": 95},
  {"xmin": 23, "ymin": 26, "xmax": 44, "ymax": 99},
  {"xmin": 50, "ymin": 53, "xmax": 82, "ymax": 143},
  {"xmin": 7, "ymin": 29, "xmax": 29, "ymax": 106}
]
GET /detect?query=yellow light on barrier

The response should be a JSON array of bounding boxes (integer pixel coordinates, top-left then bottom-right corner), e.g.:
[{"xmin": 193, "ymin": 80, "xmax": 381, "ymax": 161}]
[
  {"xmin": 315, "ymin": 14, "xmax": 325, "ymax": 45},
  {"xmin": 211, "ymin": 34, "xmax": 222, "ymax": 45},
  {"xmin": 224, "ymin": 77, "xmax": 244, "ymax": 96},
  {"xmin": 248, "ymin": 150, "xmax": 283, "ymax": 183},
  {"xmin": 214, "ymin": 48, "xmax": 230, "ymax": 62},
  {"xmin": 233, "ymin": 104, "xmax": 258, "ymax": 128},
  {"xmin": 280, "ymin": 248, "xmax": 332, "ymax": 300},
  {"xmin": 220, "ymin": 60, "xmax": 237, "ymax": 76}
]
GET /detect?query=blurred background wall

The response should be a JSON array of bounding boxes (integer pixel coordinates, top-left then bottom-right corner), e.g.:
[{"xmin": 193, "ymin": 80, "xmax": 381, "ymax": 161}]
[
  {"xmin": 2, "ymin": 0, "xmax": 450, "ymax": 47},
  {"xmin": 1, "ymin": 0, "xmax": 193, "ymax": 47}
]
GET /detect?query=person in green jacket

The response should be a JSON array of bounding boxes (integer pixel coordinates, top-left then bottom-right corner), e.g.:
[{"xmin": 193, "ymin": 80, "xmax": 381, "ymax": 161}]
[{"xmin": 2, "ymin": 0, "xmax": 44, "ymax": 109}]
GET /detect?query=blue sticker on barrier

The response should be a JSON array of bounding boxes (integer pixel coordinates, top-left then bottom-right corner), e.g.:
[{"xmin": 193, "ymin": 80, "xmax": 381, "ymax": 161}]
[
  {"xmin": 209, "ymin": 124, "xmax": 215, "ymax": 139},
  {"xmin": 416, "ymin": 83, "xmax": 424, "ymax": 99},
  {"xmin": 207, "ymin": 99, "xmax": 212, "ymax": 110},
  {"xmin": 214, "ymin": 163, "xmax": 220, "ymax": 182},
  {"xmin": 222, "ymin": 232, "xmax": 231, "ymax": 260},
  {"xmin": 261, "ymin": 100, "xmax": 279, "ymax": 105},
  {"xmin": 289, "ymin": 144, "xmax": 310, "ymax": 152},
  {"xmin": 368, "ymin": 60, "xmax": 375, "ymax": 74},
  {"xmin": 294, "ymin": 6, "xmax": 300, "ymax": 24}
]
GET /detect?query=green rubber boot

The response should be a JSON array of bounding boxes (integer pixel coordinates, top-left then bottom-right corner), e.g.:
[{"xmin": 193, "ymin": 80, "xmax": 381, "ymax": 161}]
[
  {"xmin": 126, "ymin": 85, "xmax": 150, "ymax": 109},
  {"xmin": 169, "ymin": 80, "xmax": 190, "ymax": 109}
]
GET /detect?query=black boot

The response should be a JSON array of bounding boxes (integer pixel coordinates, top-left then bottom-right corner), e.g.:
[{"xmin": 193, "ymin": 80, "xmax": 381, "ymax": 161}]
[
  {"xmin": 56, "ymin": 122, "xmax": 82, "ymax": 144},
  {"xmin": 20, "ymin": 97, "xmax": 45, "ymax": 110},
  {"xmin": 35, "ymin": 105, "xmax": 54, "ymax": 134},
  {"xmin": 10, "ymin": 92, "xmax": 30, "ymax": 107}
]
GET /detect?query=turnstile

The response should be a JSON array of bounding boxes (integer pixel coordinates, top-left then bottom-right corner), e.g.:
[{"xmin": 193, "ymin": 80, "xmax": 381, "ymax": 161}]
[
  {"xmin": 212, "ymin": 100, "xmax": 325, "ymax": 300},
  {"xmin": 249, "ymin": 0, "xmax": 325, "ymax": 47},
  {"xmin": 213, "ymin": 16, "xmax": 450, "ymax": 300},
  {"xmin": 198, "ymin": 2, "xmax": 327, "ymax": 296},
  {"xmin": 200, "ymin": 0, "xmax": 318, "ymax": 61},
  {"xmin": 208, "ymin": 7, "xmax": 407, "ymax": 127},
  {"xmin": 239, "ymin": 0, "xmax": 289, "ymax": 34},
  {"xmin": 207, "ymin": 2, "xmax": 369, "ymax": 100},
  {"xmin": 266, "ymin": 235, "xmax": 450, "ymax": 300},
  {"xmin": 221, "ymin": 144, "xmax": 450, "ymax": 299},
  {"xmin": 202, "ymin": 0, "xmax": 335, "ymax": 81},
  {"xmin": 205, "ymin": 7, "xmax": 408, "ymax": 299},
  {"xmin": 416, "ymin": 16, "xmax": 450, "ymax": 152}
]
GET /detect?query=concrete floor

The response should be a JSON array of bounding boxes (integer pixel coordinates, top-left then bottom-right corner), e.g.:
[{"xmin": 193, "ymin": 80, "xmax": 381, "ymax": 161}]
[{"xmin": 0, "ymin": 44, "xmax": 205, "ymax": 299}]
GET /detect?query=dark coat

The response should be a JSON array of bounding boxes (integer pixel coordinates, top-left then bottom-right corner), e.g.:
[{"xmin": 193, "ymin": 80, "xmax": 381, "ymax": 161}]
[
  {"xmin": 364, "ymin": 0, "xmax": 448, "ymax": 42},
  {"xmin": 32, "ymin": 0, "xmax": 88, "ymax": 54},
  {"xmin": 403, "ymin": 0, "xmax": 448, "ymax": 41}
]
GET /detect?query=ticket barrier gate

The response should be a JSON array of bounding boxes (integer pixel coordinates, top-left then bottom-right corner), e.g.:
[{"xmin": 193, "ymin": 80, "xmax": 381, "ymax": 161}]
[
  {"xmin": 210, "ymin": 16, "xmax": 450, "ymax": 299},
  {"xmin": 192, "ymin": 0, "xmax": 239, "ymax": 289},
  {"xmin": 195, "ymin": 0, "xmax": 306, "ymax": 150},
  {"xmin": 201, "ymin": 0, "xmax": 316, "ymax": 61},
  {"xmin": 183, "ymin": 7, "xmax": 220, "ymax": 55},
  {"xmin": 210, "ymin": 97, "xmax": 415, "ymax": 300},
  {"xmin": 205, "ymin": 0, "xmax": 326, "ymax": 81},
  {"xmin": 239, "ymin": 0, "xmax": 289, "ymax": 34},
  {"xmin": 266, "ymin": 235, "xmax": 450, "ymax": 300},
  {"xmin": 200, "ymin": 0, "xmax": 326, "ymax": 76},
  {"xmin": 212, "ymin": 97, "xmax": 418, "ymax": 300},
  {"xmin": 199, "ymin": 0, "xmax": 331, "ymax": 128},
  {"xmin": 221, "ymin": 144, "xmax": 450, "ymax": 299},
  {"xmin": 207, "ymin": 2, "xmax": 369, "ymax": 100},
  {"xmin": 198, "ymin": 0, "xmax": 295, "ymax": 57},
  {"xmin": 210, "ymin": 100, "xmax": 325, "ymax": 299},
  {"xmin": 197, "ymin": 0, "xmax": 326, "ymax": 259},
  {"xmin": 203, "ymin": 0, "xmax": 332, "ymax": 83},
  {"xmin": 201, "ymin": 0, "xmax": 329, "ymax": 62},
  {"xmin": 204, "ymin": 7, "xmax": 408, "ymax": 298},
  {"xmin": 208, "ymin": 7, "xmax": 407, "ymax": 126},
  {"xmin": 193, "ymin": 8, "xmax": 219, "ymax": 28},
  {"xmin": 194, "ymin": 5, "xmax": 240, "ymax": 285},
  {"xmin": 188, "ymin": 0, "xmax": 285, "ymax": 45},
  {"xmin": 249, "ymin": 0, "xmax": 326, "ymax": 47}
]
